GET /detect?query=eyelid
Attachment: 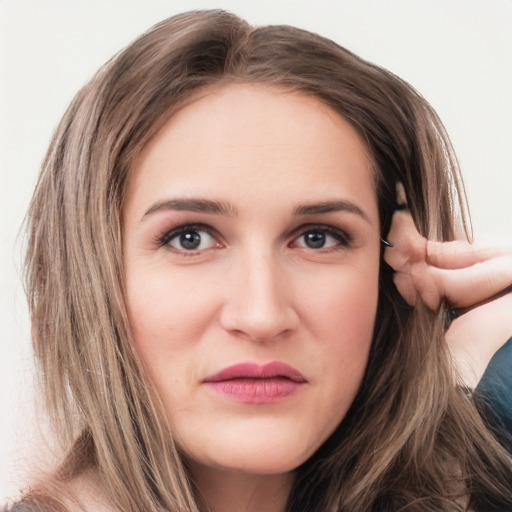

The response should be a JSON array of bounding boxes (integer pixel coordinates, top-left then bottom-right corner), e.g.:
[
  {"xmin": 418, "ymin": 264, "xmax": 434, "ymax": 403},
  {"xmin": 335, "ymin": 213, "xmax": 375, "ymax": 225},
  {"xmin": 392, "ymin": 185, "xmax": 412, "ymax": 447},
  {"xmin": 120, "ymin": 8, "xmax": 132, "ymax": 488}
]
[
  {"xmin": 156, "ymin": 222, "xmax": 223, "ymax": 251},
  {"xmin": 289, "ymin": 223, "xmax": 353, "ymax": 249}
]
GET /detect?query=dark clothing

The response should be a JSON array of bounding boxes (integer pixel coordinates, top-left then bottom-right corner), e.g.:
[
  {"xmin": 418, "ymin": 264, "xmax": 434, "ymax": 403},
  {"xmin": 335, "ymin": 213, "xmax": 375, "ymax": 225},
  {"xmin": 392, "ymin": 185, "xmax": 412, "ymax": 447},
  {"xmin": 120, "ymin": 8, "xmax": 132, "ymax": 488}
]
[{"xmin": 475, "ymin": 337, "xmax": 512, "ymax": 453}]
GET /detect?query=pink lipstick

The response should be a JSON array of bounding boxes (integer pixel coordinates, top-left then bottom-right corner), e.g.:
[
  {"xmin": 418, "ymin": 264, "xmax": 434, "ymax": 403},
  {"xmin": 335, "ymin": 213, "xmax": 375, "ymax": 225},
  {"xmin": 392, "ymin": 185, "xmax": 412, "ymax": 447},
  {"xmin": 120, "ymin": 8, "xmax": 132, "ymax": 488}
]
[{"xmin": 203, "ymin": 362, "xmax": 307, "ymax": 403}]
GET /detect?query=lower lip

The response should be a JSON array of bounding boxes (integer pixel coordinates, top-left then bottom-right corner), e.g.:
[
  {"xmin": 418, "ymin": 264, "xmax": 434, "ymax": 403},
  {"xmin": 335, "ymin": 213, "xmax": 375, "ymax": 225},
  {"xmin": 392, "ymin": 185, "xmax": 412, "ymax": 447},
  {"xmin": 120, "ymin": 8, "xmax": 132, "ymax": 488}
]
[{"xmin": 206, "ymin": 378, "xmax": 304, "ymax": 403}]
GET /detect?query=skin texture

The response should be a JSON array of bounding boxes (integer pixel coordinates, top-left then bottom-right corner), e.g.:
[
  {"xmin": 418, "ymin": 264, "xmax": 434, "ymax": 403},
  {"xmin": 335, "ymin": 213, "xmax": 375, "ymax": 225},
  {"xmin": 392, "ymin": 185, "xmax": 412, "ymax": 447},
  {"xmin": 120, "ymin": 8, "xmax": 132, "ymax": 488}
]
[
  {"xmin": 123, "ymin": 84, "xmax": 381, "ymax": 511},
  {"xmin": 385, "ymin": 184, "xmax": 512, "ymax": 387}
]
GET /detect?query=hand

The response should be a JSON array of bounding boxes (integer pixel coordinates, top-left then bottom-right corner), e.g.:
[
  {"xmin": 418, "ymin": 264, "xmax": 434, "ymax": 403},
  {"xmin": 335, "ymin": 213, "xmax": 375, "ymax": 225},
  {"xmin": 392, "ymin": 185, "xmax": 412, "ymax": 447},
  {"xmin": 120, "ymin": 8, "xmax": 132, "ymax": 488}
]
[{"xmin": 384, "ymin": 183, "xmax": 512, "ymax": 387}]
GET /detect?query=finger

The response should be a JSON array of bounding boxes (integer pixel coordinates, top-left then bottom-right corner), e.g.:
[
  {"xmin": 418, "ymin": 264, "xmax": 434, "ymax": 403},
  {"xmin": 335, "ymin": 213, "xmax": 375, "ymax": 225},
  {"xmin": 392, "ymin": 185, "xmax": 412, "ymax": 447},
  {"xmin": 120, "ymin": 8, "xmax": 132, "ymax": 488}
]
[
  {"xmin": 408, "ymin": 262, "xmax": 442, "ymax": 309},
  {"xmin": 446, "ymin": 292, "xmax": 512, "ymax": 387},
  {"xmin": 449, "ymin": 285, "xmax": 512, "ymax": 322},
  {"xmin": 384, "ymin": 239, "xmax": 415, "ymax": 271},
  {"xmin": 392, "ymin": 271, "xmax": 418, "ymax": 306},
  {"xmin": 385, "ymin": 212, "xmax": 426, "ymax": 270},
  {"xmin": 428, "ymin": 253, "xmax": 512, "ymax": 308},
  {"xmin": 426, "ymin": 240, "xmax": 510, "ymax": 270},
  {"xmin": 396, "ymin": 182, "xmax": 408, "ymax": 207}
]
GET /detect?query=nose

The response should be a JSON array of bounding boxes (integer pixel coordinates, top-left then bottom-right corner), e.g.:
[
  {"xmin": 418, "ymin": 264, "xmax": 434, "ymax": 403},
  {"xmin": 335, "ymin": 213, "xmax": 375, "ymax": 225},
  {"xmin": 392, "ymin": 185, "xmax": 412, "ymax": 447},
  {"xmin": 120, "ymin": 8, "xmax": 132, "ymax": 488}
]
[{"xmin": 219, "ymin": 250, "xmax": 299, "ymax": 343}]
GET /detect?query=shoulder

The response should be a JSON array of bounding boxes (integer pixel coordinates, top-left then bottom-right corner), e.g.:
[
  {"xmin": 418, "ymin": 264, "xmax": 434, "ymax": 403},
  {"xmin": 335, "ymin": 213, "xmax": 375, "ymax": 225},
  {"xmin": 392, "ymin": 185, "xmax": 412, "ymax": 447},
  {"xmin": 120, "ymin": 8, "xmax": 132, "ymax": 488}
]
[
  {"xmin": 2, "ymin": 471, "xmax": 115, "ymax": 512},
  {"xmin": 2, "ymin": 505, "xmax": 32, "ymax": 512},
  {"xmin": 1, "ymin": 499, "xmax": 59, "ymax": 512},
  {"xmin": 475, "ymin": 337, "xmax": 512, "ymax": 447},
  {"xmin": 1, "ymin": 501, "xmax": 45, "ymax": 512}
]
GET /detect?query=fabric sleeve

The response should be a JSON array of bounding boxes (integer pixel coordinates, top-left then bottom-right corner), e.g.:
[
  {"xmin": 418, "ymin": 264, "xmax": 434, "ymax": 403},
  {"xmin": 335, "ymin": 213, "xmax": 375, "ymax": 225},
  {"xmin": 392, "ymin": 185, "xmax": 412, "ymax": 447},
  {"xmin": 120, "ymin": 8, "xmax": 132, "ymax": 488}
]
[{"xmin": 474, "ymin": 337, "xmax": 512, "ymax": 453}]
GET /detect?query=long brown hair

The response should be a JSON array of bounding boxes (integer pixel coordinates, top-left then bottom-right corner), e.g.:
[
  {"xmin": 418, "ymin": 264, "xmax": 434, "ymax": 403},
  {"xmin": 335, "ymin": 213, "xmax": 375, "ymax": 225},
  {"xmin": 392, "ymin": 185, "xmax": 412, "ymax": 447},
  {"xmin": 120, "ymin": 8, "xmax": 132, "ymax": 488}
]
[{"xmin": 24, "ymin": 9, "xmax": 512, "ymax": 512}]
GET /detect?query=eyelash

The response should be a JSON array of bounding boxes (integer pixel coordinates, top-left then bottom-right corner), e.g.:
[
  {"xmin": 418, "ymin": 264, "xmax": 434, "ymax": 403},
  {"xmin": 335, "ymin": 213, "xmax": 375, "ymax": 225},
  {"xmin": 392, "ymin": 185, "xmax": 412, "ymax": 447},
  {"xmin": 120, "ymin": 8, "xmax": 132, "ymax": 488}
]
[
  {"xmin": 291, "ymin": 224, "xmax": 352, "ymax": 251},
  {"xmin": 155, "ymin": 223, "xmax": 353, "ymax": 254},
  {"xmin": 156, "ymin": 223, "xmax": 220, "ymax": 251}
]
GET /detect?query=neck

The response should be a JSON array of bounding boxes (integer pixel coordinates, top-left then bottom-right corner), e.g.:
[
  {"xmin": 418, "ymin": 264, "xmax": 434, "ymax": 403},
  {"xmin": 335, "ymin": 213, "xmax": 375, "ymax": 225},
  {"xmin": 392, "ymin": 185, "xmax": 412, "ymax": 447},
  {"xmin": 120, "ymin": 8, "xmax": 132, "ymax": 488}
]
[{"xmin": 189, "ymin": 462, "xmax": 294, "ymax": 512}]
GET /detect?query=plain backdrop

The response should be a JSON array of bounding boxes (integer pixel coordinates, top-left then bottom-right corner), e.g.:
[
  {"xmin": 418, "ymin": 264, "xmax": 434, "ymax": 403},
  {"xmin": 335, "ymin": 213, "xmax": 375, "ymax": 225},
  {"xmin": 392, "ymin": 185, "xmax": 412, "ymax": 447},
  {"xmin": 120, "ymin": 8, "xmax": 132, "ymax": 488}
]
[{"xmin": 1, "ymin": 0, "xmax": 511, "ymax": 501}]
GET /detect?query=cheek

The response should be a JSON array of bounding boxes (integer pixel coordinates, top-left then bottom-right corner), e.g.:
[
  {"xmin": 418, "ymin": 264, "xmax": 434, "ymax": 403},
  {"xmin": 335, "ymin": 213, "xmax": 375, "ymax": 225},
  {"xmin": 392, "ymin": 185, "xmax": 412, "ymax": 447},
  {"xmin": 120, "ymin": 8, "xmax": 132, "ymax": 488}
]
[
  {"xmin": 125, "ymin": 271, "xmax": 219, "ymax": 425},
  {"xmin": 125, "ymin": 266, "xmax": 224, "ymax": 403},
  {"xmin": 127, "ymin": 266, "xmax": 217, "ymax": 346},
  {"xmin": 302, "ymin": 261, "xmax": 379, "ymax": 420},
  {"xmin": 304, "ymin": 258, "xmax": 379, "ymax": 345}
]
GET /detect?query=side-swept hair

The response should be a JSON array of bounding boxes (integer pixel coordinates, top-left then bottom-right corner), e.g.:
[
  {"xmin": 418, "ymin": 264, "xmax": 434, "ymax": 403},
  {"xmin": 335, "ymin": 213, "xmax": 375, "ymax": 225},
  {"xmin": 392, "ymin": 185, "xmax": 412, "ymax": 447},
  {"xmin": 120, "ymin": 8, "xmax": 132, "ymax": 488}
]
[{"xmin": 24, "ymin": 9, "xmax": 512, "ymax": 512}]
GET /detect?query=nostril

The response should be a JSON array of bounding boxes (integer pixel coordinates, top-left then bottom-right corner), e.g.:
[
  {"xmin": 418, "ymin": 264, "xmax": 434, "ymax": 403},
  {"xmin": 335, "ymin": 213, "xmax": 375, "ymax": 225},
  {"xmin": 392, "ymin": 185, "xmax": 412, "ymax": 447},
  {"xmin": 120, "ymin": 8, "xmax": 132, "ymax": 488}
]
[{"xmin": 219, "ymin": 301, "xmax": 299, "ymax": 344}]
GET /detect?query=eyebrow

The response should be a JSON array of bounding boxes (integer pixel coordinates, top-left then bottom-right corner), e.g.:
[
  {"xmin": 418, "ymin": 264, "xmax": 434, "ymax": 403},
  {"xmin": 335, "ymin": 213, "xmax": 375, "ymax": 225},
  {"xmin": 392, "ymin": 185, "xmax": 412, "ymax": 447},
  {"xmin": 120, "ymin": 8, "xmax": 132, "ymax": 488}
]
[
  {"xmin": 142, "ymin": 198, "xmax": 238, "ymax": 219},
  {"xmin": 142, "ymin": 197, "xmax": 371, "ymax": 224},
  {"xmin": 293, "ymin": 200, "xmax": 371, "ymax": 224}
]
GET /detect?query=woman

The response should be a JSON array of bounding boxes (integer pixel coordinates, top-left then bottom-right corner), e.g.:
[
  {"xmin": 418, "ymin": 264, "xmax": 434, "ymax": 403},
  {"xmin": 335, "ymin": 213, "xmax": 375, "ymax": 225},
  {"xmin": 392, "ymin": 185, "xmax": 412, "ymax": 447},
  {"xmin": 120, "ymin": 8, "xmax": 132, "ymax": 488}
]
[{"xmin": 10, "ymin": 9, "xmax": 512, "ymax": 512}]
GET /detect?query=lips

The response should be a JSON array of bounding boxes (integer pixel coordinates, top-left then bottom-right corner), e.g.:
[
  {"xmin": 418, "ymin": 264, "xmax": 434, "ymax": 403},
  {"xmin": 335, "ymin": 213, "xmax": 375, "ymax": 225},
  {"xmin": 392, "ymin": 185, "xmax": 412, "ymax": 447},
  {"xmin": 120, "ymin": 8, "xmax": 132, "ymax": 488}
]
[{"xmin": 203, "ymin": 362, "xmax": 307, "ymax": 403}]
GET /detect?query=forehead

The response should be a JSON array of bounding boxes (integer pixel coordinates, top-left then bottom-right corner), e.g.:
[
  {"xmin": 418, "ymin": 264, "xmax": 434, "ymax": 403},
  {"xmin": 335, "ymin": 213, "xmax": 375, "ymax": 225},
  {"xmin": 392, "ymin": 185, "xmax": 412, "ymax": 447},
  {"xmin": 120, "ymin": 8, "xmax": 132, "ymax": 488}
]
[{"xmin": 126, "ymin": 83, "xmax": 378, "ymax": 222}]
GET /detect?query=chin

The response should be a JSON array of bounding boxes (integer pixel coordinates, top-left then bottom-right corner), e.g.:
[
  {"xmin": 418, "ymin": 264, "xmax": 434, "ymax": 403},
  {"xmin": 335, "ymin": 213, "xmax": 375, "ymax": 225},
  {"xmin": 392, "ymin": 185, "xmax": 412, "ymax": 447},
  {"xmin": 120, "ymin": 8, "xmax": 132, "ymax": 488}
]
[
  {"xmin": 180, "ymin": 419, "xmax": 329, "ymax": 476},
  {"xmin": 226, "ymin": 447, "xmax": 311, "ymax": 475}
]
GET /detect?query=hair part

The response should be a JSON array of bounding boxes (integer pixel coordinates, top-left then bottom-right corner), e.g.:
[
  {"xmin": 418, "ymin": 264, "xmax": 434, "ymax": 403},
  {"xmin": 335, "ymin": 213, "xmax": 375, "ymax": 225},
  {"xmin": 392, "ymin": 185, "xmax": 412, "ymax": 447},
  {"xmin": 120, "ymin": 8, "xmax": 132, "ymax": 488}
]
[{"xmin": 24, "ymin": 9, "xmax": 512, "ymax": 512}]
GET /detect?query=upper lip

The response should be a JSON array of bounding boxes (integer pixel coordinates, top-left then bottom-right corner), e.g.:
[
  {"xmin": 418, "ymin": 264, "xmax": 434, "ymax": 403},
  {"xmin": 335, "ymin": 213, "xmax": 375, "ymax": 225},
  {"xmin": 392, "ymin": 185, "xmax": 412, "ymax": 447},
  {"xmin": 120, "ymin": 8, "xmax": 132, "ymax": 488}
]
[{"xmin": 203, "ymin": 362, "xmax": 307, "ymax": 383}]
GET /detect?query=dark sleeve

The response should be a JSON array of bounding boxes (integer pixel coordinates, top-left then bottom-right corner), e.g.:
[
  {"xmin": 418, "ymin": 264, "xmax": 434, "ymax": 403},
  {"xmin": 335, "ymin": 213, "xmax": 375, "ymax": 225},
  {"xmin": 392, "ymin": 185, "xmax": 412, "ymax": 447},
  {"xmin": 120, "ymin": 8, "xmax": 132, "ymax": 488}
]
[
  {"xmin": 1, "ymin": 498, "xmax": 53, "ymax": 512},
  {"xmin": 2, "ymin": 505, "xmax": 35, "ymax": 512},
  {"xmin": 474, "ymin": 337, "xmax": 512, "ymax": 452}
]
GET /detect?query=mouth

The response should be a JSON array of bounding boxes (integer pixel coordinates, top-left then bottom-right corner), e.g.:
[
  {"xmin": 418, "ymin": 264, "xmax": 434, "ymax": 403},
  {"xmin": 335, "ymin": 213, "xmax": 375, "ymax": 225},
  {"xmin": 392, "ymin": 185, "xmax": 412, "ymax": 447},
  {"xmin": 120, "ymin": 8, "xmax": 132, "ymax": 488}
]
[{"xmin": 203, "ymin": 362, "xmax": 307, "ymax": 403}]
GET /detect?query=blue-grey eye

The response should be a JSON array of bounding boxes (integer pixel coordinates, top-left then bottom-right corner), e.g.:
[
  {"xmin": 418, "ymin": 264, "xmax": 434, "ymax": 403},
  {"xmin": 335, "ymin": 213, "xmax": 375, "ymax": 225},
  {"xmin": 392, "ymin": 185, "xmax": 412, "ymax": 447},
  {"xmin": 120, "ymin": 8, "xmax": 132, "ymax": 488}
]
[
  {"xmin": 179, "ymin": 231, "xmax": 201, "ymax": 250},
  {"xmin": 304, "ymin": 231, "xmax": 327, "ymax": 248},
  {"xmin": 295, "ymin": 227, "xmax": 348, "ymax": 250},
  {"xmin": 167, "ymin": 228, "xmax": 217, "ymax": 251}
]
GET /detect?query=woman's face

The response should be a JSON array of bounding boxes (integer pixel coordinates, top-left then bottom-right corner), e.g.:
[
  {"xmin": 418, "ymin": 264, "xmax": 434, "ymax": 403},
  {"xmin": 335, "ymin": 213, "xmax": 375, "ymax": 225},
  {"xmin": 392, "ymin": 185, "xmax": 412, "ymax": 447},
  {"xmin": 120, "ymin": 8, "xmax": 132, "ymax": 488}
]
[{"xmin": 123, "ymin": 84, "xmax": 380, "ymax": 477}]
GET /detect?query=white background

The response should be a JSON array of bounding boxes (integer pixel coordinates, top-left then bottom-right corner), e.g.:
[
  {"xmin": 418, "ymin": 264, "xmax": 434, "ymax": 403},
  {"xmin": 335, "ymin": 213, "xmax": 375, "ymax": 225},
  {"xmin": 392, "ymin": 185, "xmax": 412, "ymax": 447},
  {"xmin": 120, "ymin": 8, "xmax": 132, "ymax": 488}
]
[{"xmin": 1, "ymin": 0, "xmax": 511, "ymax": 501}]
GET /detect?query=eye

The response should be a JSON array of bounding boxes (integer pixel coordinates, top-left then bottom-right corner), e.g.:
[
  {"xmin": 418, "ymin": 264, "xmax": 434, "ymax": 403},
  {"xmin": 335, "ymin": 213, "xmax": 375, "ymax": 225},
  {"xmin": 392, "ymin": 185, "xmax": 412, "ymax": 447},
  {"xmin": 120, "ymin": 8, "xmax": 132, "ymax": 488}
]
[
  {"xmin": 292, "ymin": 226, "xmax": 350, "ymax": 250},
  {"xmin": 159, "ymin": 224, "xmax": 221, "ymax": 252}
]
